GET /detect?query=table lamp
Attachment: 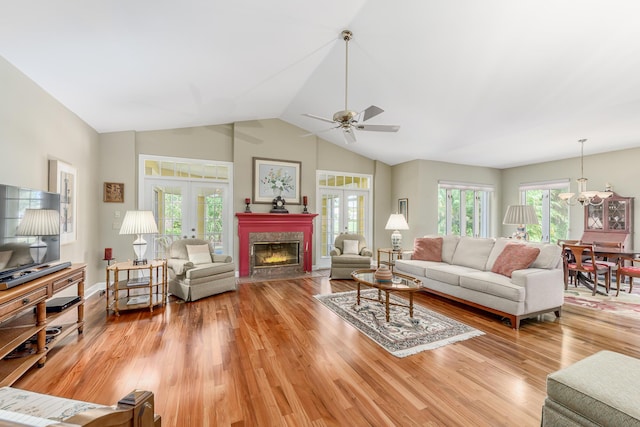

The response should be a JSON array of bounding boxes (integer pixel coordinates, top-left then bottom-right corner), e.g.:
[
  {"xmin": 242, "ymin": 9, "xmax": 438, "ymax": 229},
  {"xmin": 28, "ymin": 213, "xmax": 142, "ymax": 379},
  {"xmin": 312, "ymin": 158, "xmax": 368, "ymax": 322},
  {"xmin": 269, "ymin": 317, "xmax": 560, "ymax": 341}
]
[
  {"xmin": 385, "ymin": 213, "xmax": 409, "ymax": 251},
  {"xmin": 119, "ymin": 210, "xmax": 159, "ymax": 265},
  {"xmin": 503, "ymin": 205, "xmax": 539, "ymax": 240},
  {"xmin": 16, "ymin": 209, "xmax": 60, "ymax": 264}
]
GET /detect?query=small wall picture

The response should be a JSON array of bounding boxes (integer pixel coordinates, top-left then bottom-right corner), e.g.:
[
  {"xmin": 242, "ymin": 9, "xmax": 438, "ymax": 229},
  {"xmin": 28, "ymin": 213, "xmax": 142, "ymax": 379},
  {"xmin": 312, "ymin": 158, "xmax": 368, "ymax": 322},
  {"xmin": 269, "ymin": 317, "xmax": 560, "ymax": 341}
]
[
  {"xmin": 104, "ymin": 182, "xmax": 124, "ymax": 203},
  {"xmin": 398, "ymin": 198, "xmax": 408, "ymax": 222}
]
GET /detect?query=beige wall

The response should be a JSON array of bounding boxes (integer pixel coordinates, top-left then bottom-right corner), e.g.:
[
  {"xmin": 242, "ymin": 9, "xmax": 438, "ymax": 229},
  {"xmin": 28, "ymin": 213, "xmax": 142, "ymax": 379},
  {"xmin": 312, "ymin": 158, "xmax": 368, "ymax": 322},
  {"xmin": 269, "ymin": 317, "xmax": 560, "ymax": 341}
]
[
  {"xmin": 390, "ymin": 159, "xmax": 502, "ymax": 248},
  {"xmin": 0, "ymin": 56, "xmax": 101, "ymax": 287},
  {"xmin": 503, "ymin": 147, "xmax": 640, "ymax": 244}
]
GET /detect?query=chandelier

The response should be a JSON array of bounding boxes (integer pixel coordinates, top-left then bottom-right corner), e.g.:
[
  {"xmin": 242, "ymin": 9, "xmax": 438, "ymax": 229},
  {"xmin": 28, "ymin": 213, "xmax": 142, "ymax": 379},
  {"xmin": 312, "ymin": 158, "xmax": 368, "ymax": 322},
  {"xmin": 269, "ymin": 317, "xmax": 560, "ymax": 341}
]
[{"xmin": 558, "ymin": 139, "xmax": 612, "ymax": 206}]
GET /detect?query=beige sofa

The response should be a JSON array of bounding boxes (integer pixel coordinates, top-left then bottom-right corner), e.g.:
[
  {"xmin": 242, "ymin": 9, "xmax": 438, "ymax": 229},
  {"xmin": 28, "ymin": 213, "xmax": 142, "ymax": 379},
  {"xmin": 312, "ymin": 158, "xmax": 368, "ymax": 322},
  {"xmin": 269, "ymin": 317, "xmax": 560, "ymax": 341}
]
[
  {"xmin": 166, "ymin": 238, "xmax": 236, "ymax": 301},
  {"xmin": 394, "ymin": 235, "xmax": 564, "ymax": 329}
]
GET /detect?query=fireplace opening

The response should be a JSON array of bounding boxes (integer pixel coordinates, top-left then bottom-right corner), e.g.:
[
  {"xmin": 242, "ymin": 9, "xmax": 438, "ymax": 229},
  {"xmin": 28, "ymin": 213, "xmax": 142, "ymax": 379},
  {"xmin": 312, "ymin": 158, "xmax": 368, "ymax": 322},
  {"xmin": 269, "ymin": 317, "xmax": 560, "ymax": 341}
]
[{"xmin": 253, "ymin": 241, "xmax": 300, "ymax": 269}]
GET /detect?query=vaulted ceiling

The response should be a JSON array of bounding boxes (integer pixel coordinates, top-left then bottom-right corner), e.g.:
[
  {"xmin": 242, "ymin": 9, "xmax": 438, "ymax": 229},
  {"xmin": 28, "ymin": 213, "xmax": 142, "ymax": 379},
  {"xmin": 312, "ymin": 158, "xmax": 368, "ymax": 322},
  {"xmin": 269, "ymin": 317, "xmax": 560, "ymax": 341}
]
[{"xmin": 2, "ymin": 1, "xmax": 640, "ymax": 168}]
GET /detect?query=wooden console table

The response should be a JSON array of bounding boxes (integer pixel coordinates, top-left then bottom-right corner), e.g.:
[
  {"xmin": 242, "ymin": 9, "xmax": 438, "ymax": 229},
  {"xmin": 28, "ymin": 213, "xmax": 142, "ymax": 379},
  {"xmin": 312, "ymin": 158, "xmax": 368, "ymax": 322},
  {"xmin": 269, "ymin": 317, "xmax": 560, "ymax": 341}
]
[{"xmin": 0, "ymin": 263, "xmax": 86, "ymax": 387}]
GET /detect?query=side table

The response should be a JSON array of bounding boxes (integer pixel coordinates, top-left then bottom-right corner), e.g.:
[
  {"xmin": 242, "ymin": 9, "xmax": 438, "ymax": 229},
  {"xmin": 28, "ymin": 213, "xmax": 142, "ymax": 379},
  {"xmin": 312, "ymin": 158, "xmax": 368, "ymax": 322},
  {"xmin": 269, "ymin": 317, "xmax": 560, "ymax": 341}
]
[
  {"xmin": 106, "ymin": 260, "xmax": 167, "ymax": 316},
  {"xmin": 377, "ymin": 248, "xmax": 404, "ymax": 272}
]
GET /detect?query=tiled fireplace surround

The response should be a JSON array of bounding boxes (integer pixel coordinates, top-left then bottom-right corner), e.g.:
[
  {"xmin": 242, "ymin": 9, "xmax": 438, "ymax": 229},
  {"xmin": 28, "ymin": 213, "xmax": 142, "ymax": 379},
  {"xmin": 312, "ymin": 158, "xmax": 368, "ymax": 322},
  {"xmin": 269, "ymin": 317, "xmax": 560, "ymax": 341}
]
[{"xmin": 236, "ymin": 213, "xmax": 318, "ymax": 277}]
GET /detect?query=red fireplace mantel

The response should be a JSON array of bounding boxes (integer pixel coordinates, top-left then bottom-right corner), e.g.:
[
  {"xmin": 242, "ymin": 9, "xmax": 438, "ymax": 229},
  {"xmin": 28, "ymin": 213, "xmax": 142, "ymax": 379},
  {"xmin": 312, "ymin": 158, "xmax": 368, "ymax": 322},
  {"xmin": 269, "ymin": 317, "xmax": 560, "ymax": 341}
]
[{"xmin": 236, "ymin": 213, "xmax": 319, "ymax": 277}]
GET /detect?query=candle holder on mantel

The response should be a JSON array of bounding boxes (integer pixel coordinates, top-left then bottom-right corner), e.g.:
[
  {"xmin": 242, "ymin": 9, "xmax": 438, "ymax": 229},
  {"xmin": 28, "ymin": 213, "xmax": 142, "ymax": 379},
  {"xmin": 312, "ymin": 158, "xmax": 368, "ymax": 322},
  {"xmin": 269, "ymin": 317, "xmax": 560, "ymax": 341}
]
[
  {"xmin": 244, "ymin": 198, "xmax": 252, "ymax": 213},
  {"xmin": 302, "ymin": 195, "xmax": 309, "ymax": 214}
]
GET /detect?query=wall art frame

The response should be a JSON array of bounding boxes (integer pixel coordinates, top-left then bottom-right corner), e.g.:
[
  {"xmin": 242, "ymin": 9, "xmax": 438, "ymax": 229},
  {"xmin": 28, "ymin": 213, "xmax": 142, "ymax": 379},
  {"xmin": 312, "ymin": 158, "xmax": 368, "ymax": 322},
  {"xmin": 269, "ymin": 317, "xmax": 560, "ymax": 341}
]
[
  {"xmin": 253, "ymin": 157, "xmax": 301, "ymax": 204},
  {"xmin": 398, "ymin": 198, "xmax": 408, "ymax": 222},
  {"xmin": 48, "ymin": 159, "xmax": 77, "ymax": 244},
  {"xmin": 103, "ymin": 182, "xmax": 125, "ymax": 203}
]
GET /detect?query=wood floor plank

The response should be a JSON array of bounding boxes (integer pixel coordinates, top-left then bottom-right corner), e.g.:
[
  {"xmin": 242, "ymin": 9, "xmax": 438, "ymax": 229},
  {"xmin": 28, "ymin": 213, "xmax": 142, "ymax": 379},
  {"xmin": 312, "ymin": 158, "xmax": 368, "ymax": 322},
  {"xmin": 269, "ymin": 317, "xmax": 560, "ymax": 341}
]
[{"xmin": 11, "ymin": 272, "xmax": 640, "ymax": 426}]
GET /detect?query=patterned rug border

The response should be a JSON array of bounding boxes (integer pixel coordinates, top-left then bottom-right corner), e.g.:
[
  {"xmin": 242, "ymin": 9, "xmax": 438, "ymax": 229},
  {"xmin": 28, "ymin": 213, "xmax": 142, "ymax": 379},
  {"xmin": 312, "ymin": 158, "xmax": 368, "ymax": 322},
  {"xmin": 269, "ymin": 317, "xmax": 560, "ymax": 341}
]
[
  {"xmin": 564, "ymin": 286, "xmax": 640, "ymax": 320},
  {"xmin": 314, "ymin": 289, "xmax": 484, "ymax": 357}
]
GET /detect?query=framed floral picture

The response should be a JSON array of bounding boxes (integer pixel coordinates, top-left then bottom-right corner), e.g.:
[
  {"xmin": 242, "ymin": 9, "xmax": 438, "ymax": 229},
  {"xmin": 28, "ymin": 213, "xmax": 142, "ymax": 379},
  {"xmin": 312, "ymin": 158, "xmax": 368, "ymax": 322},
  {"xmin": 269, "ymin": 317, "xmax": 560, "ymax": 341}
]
[{"xmin": 253, "ymin": 157, "xmax": 301, "ymax": 204}]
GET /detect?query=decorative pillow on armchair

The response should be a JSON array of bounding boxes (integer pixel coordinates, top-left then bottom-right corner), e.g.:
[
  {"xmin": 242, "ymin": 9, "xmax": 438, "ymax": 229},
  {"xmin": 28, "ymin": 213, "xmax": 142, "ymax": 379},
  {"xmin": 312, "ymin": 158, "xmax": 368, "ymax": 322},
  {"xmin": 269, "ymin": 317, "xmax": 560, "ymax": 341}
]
[
  {"xmin": 413, "ymin": 237, "xmax": 443, "ymax": 262},
  {"xmin": 186, "ymin": 244, "xmax": 212, "ymax": 265},
  {"xmin": 342, "ymin": 239, "xmax": 360, "ymax": 255},
  {"xmin": 491, "ymin": 243, "xmax": 540, "ymax": 277}
]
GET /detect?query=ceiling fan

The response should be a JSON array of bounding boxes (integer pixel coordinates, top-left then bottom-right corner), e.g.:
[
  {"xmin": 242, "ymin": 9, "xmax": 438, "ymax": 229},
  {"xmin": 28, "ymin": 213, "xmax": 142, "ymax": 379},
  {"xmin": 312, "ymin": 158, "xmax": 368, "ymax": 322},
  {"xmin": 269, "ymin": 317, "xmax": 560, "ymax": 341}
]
[{"xmin": 303, "ymin": 30, "xmax": 400, "ymax": 144}]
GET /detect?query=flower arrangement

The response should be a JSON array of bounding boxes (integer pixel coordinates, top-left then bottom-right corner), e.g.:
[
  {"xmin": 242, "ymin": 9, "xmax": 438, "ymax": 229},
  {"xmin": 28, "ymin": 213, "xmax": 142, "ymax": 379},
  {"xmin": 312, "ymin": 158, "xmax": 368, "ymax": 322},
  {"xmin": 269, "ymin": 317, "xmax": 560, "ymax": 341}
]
[{"xmin": 261, "ymin": 167, "xmax": 294, "ymax": 195}]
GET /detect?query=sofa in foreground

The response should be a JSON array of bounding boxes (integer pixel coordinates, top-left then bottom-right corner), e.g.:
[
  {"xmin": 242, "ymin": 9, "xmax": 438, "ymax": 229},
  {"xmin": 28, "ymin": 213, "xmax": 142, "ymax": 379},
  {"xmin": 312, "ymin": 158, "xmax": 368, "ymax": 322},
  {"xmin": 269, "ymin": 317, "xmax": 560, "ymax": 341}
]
[{"xmin": 394, "ymin": 235, "xmax": 564, "ymax": 329}]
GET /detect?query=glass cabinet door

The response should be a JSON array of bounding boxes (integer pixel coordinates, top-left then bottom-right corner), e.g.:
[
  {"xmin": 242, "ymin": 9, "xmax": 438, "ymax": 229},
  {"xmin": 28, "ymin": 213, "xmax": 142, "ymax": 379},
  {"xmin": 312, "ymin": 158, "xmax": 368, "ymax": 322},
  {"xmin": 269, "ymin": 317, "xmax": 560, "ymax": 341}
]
[
  {"xmin": 586, "ymin": 204, "xmax": 604, "ymax": 230},
  {"xmin": 607, "ymin": 200, "xmax": 627, "ymax": 231}
]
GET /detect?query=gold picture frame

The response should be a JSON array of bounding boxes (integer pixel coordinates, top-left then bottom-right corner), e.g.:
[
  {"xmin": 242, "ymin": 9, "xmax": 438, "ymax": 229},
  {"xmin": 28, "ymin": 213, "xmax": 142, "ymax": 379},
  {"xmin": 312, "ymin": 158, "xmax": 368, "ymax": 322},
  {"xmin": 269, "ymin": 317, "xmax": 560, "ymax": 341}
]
[{"xmin": 103, "ymin": 182, "xmax": 125, "ymax": 203}]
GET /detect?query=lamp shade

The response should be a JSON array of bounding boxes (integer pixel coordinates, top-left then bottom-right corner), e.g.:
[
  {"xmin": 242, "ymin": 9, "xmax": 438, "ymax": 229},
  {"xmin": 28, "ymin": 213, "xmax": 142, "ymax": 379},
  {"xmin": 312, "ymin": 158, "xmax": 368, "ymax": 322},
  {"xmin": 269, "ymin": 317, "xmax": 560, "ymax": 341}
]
[
  {"xmin": 385, "ymin": 214, "xmax": 409, "ymax": 231},
  {"xmin": 502, "ymin": 205, "xmax": 539, "ymax": 225},
  {"xmin": 16, "ymin": 209, "xmax": 60, "ymax": 236},
  {"xmin": 119, "ymin": 211, "xmax": 159, "ymax": 235}
]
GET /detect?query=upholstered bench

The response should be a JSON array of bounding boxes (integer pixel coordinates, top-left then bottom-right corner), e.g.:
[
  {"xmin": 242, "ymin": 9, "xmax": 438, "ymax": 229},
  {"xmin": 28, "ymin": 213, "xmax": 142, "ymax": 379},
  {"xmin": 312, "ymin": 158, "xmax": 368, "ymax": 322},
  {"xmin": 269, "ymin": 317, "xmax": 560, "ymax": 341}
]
[
  {"xmin": 0, "ymin": 387, "xmax": 160, "ymax": 426},
  {"xmin": 541, "ymin": 350, "xmax": 640, "ymax": 426}
]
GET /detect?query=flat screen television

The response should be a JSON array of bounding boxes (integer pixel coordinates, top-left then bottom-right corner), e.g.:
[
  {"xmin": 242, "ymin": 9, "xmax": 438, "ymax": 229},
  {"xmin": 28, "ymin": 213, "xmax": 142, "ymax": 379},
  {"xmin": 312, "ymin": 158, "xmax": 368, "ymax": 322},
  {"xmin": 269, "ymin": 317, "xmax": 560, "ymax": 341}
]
[{"xmin": 0, "ymin": 183, "xmax": 68, "ymax": 289}]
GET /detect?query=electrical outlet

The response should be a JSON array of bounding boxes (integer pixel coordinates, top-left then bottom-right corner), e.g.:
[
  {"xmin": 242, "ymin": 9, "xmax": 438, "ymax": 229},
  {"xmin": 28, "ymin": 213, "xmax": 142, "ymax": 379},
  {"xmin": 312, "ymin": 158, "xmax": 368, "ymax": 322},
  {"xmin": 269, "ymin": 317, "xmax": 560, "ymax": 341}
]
[{"xmin": 114, "ymin": 211, "xmax": 121, "ymax": 218}]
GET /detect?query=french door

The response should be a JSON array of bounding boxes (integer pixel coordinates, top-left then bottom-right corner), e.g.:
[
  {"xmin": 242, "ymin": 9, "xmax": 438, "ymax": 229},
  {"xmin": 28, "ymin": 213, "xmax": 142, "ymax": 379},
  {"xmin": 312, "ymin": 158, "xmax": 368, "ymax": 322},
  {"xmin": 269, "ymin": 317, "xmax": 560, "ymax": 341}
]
[
  {"xmin": 317, "ymin": 188, "xmax": 370, "ymax": 269},
  {"xmin": 143, "ymin": 180, "xmax": 231, "ymax": 258}
]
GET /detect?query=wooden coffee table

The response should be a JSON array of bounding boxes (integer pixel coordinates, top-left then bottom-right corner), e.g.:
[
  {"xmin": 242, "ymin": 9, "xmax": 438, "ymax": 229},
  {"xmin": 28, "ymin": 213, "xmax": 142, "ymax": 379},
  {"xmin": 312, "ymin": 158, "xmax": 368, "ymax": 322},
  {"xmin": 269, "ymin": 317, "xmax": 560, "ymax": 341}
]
[{"xmin": 350, "ymin": 269, "xmax": 423, "ymax": 322}]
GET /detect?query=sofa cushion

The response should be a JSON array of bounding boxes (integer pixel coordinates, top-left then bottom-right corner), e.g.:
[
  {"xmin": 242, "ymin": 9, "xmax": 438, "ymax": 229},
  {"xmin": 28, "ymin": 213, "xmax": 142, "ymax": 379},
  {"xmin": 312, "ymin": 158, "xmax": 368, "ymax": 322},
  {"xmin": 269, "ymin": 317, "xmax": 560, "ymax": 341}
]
[
  {"xmin": 395, "ymin": 259, "xmax": 442, "ymax": 277},
  {"xmin": 485, "ymin": 238, "xmax": 511, "ymax": 271},
  {"xmin": 491, "ymin": 243, "xmax": 540, "ymax": 278},
  {"xmin": 425, "ymin": 235, "xmax": 460, "ymax": 264},
  {"xmin": 413, "ymin": 237, "xmax": 442, "ymax": 262},
  {"xmin": 426, "ymin": 264, "xmax": 477, "ymax": 286},
  {"xmin": 451, "ymin": 237, "xmax": 495, "ymax": 270},
  {"xmin": 186, "ymin": 262, "xmax": 235, "ymax": 280},
  {"xmin": 186, "ymin": 244, "xmax": 212, "ymax": 265},
  {"xmin": 526, "ymin": 242, "xmax": 562, "ymax": 269},
  {"xmin": 459, "ymin": 271, "xmax": 525, "ymax": 302},
  {"xmin": 342, "ymin": 239, "xmax": 360, "ymax": 255},
  {"xmin": 331, "ymin": 255, "xmax": 371, "ymax": 266}
]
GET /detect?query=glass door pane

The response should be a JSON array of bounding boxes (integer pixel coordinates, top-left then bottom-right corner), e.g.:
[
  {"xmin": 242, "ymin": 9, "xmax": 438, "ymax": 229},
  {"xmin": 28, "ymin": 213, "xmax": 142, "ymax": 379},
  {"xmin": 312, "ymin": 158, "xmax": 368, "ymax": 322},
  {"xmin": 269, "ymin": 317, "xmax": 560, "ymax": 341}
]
[{"xmin": 320, "ymin": 190, "xmax": 341, "ymax": 261}]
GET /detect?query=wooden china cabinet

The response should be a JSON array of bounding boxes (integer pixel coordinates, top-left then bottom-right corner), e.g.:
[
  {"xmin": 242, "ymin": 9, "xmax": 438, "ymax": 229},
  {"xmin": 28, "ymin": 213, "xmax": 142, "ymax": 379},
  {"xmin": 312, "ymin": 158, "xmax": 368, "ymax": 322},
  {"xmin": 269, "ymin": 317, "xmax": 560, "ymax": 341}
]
[{"xmin": 581, "ymin": 193, "xmax": 633, "ymax": 250}]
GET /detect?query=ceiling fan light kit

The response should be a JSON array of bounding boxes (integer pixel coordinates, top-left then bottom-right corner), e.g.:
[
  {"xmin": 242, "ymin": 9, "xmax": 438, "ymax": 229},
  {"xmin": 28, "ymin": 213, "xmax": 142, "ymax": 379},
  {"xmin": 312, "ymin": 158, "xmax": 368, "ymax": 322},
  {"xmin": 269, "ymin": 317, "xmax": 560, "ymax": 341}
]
[{"xmin": 303, "ymin": 30, "xmax": 400, "ymax": 143}]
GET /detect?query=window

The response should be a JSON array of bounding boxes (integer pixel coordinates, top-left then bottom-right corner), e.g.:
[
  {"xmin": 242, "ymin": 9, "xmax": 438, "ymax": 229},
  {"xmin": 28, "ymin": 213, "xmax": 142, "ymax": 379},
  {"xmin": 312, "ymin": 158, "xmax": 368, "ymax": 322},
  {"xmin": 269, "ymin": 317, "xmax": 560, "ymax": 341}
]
[
  {"xmin": 519, "ymin": 180, "xmax": 569, "ymax": 243},
  {"xmin": 438, "ymin": 181, "xmax": 493, "ymax": 237}
]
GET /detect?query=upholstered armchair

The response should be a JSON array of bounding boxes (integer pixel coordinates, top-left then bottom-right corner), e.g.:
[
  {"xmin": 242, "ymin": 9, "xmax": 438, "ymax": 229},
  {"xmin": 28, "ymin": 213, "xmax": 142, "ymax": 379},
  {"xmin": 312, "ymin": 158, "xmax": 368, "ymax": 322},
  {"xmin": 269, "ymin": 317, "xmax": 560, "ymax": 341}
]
[
  {"xmin": 166, "ymin": 238, "xmax": 236, "ymax": 301},
  {"xmin": 330, "ymin": 233, "xmax": 373, "ymax": 279}
]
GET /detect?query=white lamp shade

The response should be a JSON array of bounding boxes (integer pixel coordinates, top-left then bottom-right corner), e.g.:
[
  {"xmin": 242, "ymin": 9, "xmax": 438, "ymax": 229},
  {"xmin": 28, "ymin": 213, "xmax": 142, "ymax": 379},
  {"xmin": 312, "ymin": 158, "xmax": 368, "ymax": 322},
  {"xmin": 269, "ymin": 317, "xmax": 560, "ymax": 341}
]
[
  {"xmin": 385, "ymin": 214, "xmax": 409, "ymax": 231},
  {"xmin": 119, "ymin": 211, "xmax": 159, "ymax": 235},
  {"xmin": 502, "ymin": 205, "xmax": 539, "ymax": 225},
  {"xmin": 16, "ymin": 209, "xmax": 60, "ymax": 236}
]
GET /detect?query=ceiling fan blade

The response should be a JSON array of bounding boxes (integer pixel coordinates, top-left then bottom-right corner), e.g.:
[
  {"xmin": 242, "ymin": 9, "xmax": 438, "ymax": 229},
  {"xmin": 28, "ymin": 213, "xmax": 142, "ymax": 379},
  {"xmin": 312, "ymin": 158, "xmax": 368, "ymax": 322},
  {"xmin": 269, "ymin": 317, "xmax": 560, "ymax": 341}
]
[
  {"xmin": 302, "ymin": 113, "xmax": 336, "ymax": 124},
  {"xmin": 301, "ymin": 125, "xmax": 340, "ymax": 137},
  {"xmin": 361, "ymin": 105, "xmax": 384, "ymax": 122},
  {"xmin": 342, "ymin": 128, "xmax": 357, "ymax": 144},
  {"xmin": 355, "ymin": 124, "xmax": 400, "ymax": 132}
]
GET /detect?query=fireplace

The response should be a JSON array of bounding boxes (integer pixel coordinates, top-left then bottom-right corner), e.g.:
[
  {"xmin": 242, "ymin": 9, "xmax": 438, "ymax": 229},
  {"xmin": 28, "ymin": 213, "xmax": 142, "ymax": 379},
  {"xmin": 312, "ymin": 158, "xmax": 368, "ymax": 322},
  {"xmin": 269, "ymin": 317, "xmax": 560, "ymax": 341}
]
[
  {"xmin": 253, "ymin": 241, "xmax": 300, "ymax": 268},
  {"xmin": 236, "ymin": 213, "xmax": 318, "ymax": 277}
]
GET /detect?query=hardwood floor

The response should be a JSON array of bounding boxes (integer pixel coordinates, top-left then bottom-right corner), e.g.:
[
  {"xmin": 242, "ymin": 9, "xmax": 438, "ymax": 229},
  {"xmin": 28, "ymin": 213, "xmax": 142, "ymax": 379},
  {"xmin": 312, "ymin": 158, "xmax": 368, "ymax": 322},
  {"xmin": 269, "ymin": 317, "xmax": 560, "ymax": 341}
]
[{"xmin": 13, "ymin": 273, "xmax": 640, "ymax": 426}]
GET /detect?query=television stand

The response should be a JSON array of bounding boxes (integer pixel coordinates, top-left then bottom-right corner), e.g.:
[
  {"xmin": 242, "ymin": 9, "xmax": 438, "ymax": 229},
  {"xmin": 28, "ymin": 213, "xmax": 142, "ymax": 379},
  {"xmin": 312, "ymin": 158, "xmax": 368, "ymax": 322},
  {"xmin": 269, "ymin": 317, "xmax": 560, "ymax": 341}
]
[{"xmin": 0, "ymin": 261, "xmax": 71, "ymax": 290}]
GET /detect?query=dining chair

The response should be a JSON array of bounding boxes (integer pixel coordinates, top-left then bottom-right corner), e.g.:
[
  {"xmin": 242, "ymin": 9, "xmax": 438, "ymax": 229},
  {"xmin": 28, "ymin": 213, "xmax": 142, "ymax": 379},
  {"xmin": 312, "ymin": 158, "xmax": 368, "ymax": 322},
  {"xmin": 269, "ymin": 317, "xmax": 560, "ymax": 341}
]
[
  {"xmin": 563, "ymin": 243, "xmax": 611, "ymax": 295},
  {"xmin": 559, "ymin": 240, "xmax": 581, "ymax": 287},
  {"xmin": 616, "ymin": 256, "xmax": 640, "ymax": 296}
]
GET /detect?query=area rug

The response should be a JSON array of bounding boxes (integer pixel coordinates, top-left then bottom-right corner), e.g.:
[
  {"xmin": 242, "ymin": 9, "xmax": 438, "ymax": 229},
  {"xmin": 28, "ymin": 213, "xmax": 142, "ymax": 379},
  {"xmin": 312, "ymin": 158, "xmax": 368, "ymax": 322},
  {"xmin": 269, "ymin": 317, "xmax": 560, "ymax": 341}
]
[
  {"xmin": 564, "ymin": 285, "xmax": 640, "ymax": 320},
  {"xmin": 314, "ymin": 289, "xmax": 484, "ymax": 357}
]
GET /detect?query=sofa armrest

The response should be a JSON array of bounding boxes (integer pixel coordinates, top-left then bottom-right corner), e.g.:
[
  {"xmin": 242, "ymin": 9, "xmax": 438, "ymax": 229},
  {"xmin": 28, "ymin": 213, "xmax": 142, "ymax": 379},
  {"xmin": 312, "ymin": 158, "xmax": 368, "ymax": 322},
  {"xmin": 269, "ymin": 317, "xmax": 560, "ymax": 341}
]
[
  {"xmin": 167, "ymin": 258, "xmax": 194, "ymax": 275},
  {"xmin": 212, "ymin": 254, "xmax": 232, "ymax": 263},
  {"xmin": 511, "ymin": 268, "xmax": 564, "ymax": 312},
  {"xmin": 330, "ymin": 248, "xmax": 342, "ymax": 256},
  {"xmin": 360, "ymin": 247, "xmax": 373, "ymax": 257}
]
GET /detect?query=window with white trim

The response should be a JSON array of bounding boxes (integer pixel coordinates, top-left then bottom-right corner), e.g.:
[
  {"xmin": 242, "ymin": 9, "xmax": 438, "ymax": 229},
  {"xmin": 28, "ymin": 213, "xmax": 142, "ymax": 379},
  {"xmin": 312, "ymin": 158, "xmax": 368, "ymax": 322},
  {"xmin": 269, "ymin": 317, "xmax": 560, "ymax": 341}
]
[
  {"xmin": 437, "ymin": 181, "xmax": 493, "ymax": 237},
  {"xmin": 519, "ymin": 180, "xmax": 570, "ymax": 243}
]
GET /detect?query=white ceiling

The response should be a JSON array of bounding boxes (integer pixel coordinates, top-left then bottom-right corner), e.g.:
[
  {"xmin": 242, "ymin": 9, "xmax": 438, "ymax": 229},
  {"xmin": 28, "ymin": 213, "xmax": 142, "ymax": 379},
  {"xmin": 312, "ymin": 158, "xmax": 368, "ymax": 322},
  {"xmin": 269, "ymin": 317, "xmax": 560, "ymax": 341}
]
[{"xmin": 2, "ymin": 0, "xmax": 640, "ymax": 168}]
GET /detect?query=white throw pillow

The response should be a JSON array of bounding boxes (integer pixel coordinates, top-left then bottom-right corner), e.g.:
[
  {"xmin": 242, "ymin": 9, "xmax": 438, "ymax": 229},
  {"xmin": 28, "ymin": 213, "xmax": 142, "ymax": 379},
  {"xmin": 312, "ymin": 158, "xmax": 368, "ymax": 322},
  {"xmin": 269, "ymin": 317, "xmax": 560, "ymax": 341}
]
[
  {"xmin": 342, "ymin": 239, "xmax": 360, "ymax": 255},
  {"xmin": 0, "ymin": 250, "xmax": 12, "ymax": 269},
  {"xmin": 186, "ymin": 244, "xmax": 212, "ymax": 265}
]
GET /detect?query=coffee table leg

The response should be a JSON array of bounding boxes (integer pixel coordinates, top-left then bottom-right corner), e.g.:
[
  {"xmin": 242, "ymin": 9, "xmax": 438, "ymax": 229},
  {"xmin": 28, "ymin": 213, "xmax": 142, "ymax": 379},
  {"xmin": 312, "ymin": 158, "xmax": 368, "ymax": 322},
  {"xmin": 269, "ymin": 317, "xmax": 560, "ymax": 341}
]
[
  {"xmin": 385, "ymin": 291, "xmax": 390, "ymax": 322},
  {"xmin": 409, "ymin": 293, "xmax": 414, "ymax": 318},
  {"xmin": 357, "ymin": 282, "xmax": 361, "ymax": 306}
]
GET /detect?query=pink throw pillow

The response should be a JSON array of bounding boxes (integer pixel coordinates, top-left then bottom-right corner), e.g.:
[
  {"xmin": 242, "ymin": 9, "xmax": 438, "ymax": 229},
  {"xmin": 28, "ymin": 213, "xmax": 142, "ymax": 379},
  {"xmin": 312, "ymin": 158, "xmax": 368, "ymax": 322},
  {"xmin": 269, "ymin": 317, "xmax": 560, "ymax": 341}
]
[
  {"xmin": 413, "ymin": 237, "xmax": 443, "ymax": 262},
  {"xmin": 491, "ymin": 243, "xmax": 540, "ymax": 278}
]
